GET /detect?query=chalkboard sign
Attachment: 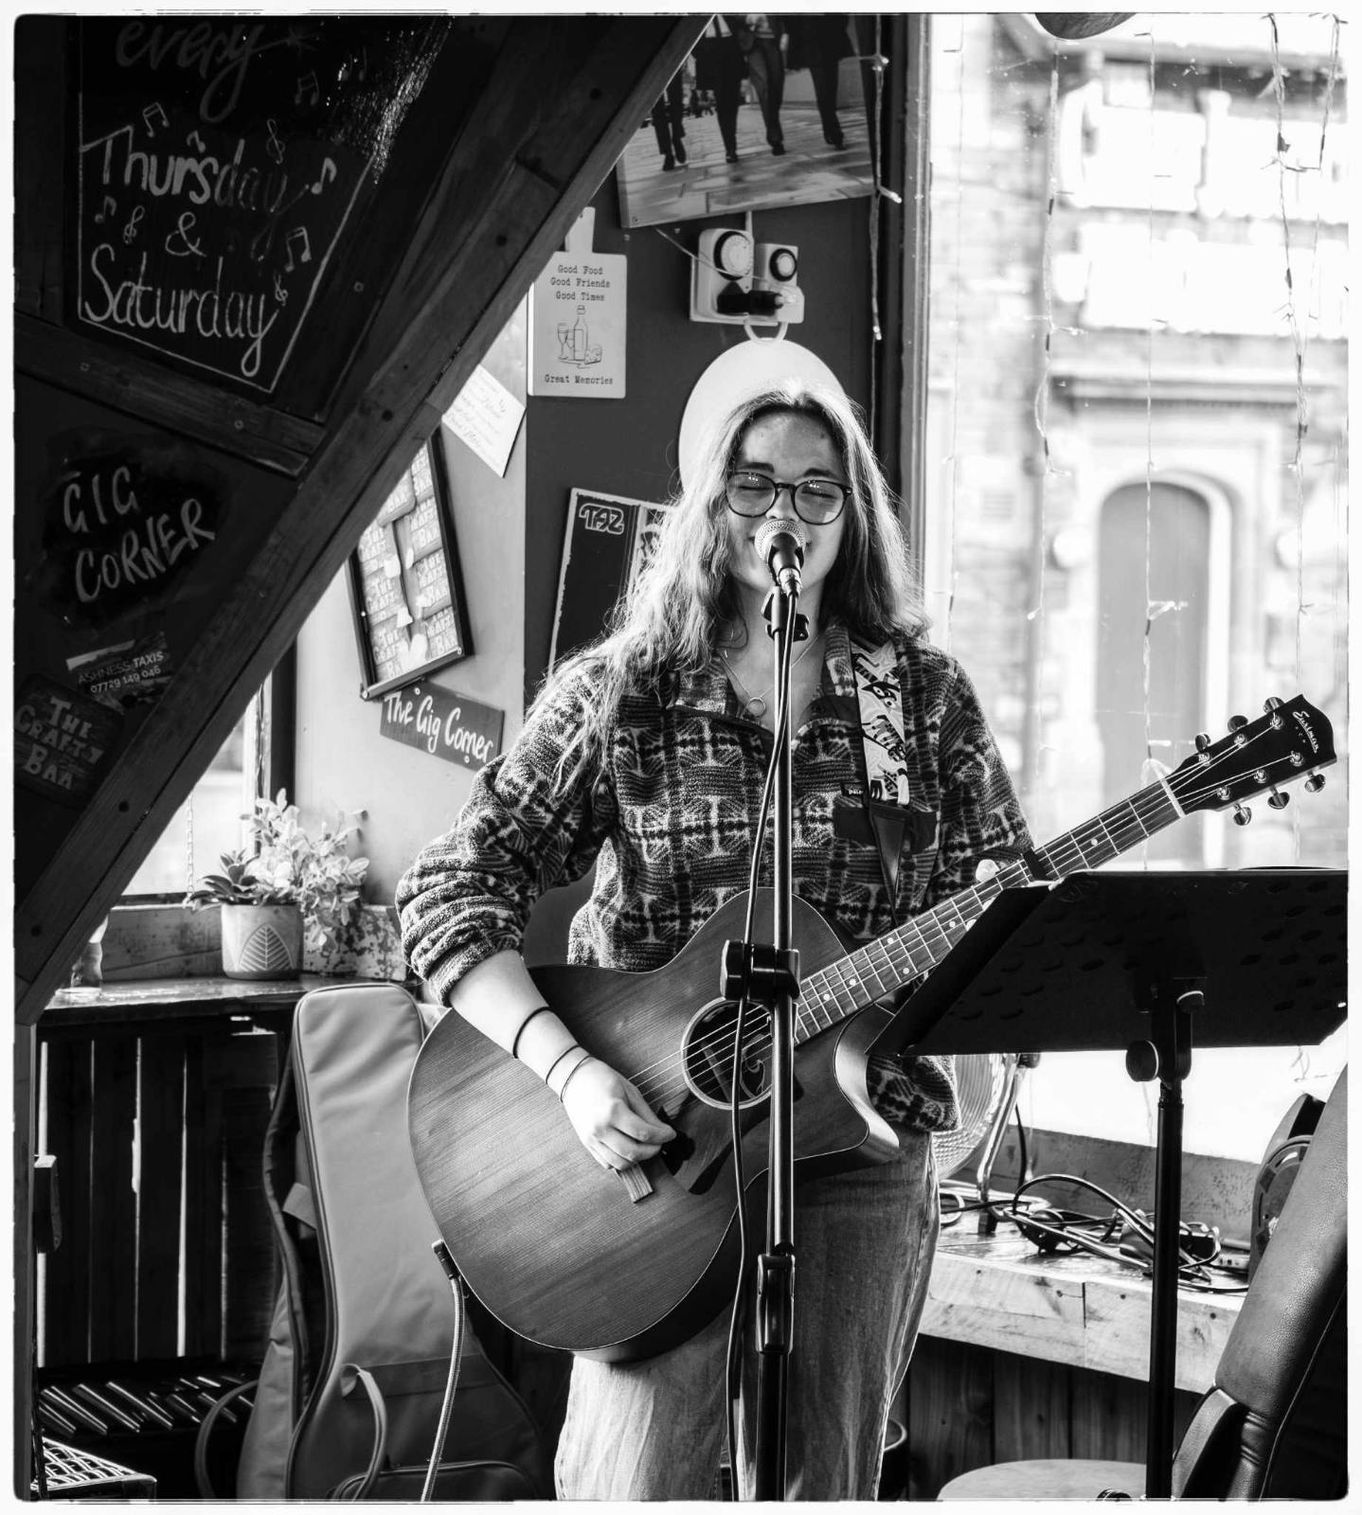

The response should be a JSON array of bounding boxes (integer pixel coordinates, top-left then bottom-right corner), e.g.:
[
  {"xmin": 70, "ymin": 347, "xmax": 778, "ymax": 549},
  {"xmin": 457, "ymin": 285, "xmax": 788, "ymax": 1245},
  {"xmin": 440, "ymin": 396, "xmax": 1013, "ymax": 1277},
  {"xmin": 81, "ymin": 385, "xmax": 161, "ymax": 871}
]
[
  {"xmin": 15, "ymin": 674, "xmax": 124, "ymax": 804},
  {"xmin": 73, "ymin": 17, "xmax": 447, "ymax": 391},
  {"xmin": 33, "ymin": 427, "xmax": 227, "ymax": 634},
  {"xmin": 348, "ymin": 440, "xmax": 472, "ymax": 699}
]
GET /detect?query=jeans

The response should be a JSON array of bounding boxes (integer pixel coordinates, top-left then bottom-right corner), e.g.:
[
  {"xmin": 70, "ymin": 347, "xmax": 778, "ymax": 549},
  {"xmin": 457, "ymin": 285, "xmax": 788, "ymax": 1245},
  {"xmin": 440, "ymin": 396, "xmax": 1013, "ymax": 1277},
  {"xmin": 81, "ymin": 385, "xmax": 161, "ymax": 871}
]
[{"xmin": 554, "ymin": 1132, "xmax": 939, "ymax": 1500}]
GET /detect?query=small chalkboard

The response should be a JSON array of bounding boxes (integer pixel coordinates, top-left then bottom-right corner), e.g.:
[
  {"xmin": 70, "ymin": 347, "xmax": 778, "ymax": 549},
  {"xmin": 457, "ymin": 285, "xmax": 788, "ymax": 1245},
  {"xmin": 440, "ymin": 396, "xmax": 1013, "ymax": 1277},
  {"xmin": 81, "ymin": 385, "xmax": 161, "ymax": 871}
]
[
  {"xmin": 348, "ymin": 440, "xmax": 471, "ymax": 699},
  {"xmin": 73, "ymin": 17, "xmax": 448, "ymax": 392}
]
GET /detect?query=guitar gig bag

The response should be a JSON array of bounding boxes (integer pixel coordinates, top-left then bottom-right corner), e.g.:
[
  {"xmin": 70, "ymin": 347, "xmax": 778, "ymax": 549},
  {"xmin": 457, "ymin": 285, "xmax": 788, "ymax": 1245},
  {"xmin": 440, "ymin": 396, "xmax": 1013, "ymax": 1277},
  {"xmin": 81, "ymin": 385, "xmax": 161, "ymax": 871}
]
[{"xmin": 222, "ymin": 981, "xmax": 551, "ymax": 1500}]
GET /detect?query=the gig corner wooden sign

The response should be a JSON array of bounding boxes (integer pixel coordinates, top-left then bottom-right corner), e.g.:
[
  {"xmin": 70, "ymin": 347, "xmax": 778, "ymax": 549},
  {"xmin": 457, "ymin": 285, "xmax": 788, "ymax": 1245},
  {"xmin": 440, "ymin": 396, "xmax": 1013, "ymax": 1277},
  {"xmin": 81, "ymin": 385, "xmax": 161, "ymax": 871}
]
[{"xmin": 377, "ymin": 681, "xmax": 503, "ymax": 772}]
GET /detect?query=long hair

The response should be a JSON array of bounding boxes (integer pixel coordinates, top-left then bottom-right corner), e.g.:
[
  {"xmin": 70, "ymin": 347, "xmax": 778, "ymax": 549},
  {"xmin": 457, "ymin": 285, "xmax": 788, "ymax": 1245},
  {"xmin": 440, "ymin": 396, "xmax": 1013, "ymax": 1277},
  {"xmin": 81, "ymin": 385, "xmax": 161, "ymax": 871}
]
[{"xmin": 538, "ymin": 382, "xmax": 928, "ymax": 780}]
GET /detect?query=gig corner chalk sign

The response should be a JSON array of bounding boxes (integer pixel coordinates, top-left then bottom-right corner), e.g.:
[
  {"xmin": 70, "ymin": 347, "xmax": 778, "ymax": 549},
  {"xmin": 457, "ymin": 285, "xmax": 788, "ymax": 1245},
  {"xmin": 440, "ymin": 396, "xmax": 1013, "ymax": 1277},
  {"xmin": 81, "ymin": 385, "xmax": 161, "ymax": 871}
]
[{"xmin": 74, "ymin": 17, "xmax": 444, "ymax": 391}]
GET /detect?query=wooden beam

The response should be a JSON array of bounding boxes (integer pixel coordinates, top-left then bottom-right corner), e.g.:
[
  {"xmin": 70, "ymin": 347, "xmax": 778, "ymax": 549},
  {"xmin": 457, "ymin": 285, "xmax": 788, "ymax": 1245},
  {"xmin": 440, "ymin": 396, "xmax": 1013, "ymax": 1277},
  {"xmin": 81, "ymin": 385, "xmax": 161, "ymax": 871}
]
[
  {"xmin": 16, "ymin": 17, "xmax": 706, "ymax": 1024},
  {"xmin": 15, "ymin": 316, "xmax": 324, "ymax": 476}
]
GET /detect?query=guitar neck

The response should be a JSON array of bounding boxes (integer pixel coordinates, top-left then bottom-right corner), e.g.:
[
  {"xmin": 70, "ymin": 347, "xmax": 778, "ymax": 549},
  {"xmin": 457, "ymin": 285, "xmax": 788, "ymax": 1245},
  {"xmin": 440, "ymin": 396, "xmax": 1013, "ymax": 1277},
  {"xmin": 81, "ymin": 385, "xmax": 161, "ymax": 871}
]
[{"xmin": 795, "ymin": 777, "xmax": 1183, "ymax": 1045}]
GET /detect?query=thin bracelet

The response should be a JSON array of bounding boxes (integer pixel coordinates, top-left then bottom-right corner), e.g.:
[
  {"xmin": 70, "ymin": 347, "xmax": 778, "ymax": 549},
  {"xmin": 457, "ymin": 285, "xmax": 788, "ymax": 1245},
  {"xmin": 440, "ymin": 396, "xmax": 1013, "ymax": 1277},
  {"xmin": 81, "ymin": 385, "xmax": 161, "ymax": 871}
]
[
  {"xmin": 543, "ymin": 1043, "xmax": 582, "ymax": 1087},
  {"xmin": 511, "ymin": 1005, "xmax": 551, "ymax": 1060},
  {"xmin": 556, "ymin": 1051, "xmax": 596, "ymax": 1102}
]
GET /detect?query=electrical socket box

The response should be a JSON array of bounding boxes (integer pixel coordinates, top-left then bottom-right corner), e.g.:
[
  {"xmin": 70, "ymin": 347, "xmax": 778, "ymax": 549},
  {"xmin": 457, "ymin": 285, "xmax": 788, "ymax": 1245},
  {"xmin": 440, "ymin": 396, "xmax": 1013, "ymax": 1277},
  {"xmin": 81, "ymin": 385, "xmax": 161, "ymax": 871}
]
[
  {"xmin": 751, "ymin": 242, "xmax": 804, "ymax": 324},
  {"xmin": 690, "ymin": 227, "xmax": 755, "ymax": 323}
]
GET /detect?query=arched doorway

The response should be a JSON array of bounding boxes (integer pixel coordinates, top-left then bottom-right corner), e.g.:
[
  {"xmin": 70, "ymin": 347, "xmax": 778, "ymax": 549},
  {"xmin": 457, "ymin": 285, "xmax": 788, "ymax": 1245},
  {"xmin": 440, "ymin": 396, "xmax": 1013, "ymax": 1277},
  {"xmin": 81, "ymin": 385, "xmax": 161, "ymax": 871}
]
[{"xmin": 1095, "ymin": 479, "xmax": 1211, "ymax": 865}]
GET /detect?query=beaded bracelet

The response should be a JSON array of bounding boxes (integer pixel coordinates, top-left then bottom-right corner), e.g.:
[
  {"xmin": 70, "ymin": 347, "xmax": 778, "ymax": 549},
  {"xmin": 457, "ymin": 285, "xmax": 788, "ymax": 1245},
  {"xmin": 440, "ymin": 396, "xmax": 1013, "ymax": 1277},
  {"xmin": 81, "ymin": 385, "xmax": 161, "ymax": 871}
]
[
  {"xmin": 510, "ymin": 1005, "xmax": 551, "ymax": 1060},
  {"xmin": 556, "ymin": 1051, "xmax": 596, "ymax": 1102},
  {"xmin": 543, "ymin": 1042, "xmax": 582, "ymax": 1088}
]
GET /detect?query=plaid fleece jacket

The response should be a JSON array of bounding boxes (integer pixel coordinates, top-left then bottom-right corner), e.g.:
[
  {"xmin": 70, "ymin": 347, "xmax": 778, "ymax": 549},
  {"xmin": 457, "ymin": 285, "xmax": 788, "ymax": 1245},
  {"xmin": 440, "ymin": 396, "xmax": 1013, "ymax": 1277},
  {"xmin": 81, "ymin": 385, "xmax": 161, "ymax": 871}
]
[{"xmin": 397, "ymin": 623, "xmax": 1031, "ymax": 1134}]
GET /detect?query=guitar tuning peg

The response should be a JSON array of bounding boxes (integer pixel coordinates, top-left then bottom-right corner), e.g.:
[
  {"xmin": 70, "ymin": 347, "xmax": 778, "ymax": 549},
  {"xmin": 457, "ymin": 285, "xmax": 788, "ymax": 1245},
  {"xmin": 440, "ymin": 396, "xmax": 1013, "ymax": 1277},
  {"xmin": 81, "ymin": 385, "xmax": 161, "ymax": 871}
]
[
  {"xmin": 1267, "ymin": 788, "xmax": 1290, "ymax": 810},
  {"xmin": 1194, "ymin": 732, "xmax": 1211, "ymax": 753},
  {"xmin": 1227, "ymin": 714, "xmax": 1249, "ymax": 732},
  {"xmin": 1232, "ymin": 803, "xmax": 1252, "ymax": 826},
  {"xmin": 1263, "ymin": 696, "xmax": 1283, "ymax": 710},
  {"xmin": 1305, "ymin": 772, "xmax": 1327, "ymax": 794}
]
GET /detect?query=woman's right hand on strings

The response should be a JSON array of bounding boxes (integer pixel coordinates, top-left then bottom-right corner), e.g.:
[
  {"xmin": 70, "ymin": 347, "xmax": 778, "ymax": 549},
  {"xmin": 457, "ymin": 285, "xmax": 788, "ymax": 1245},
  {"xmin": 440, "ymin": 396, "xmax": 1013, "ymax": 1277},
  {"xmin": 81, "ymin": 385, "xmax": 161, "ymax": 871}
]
[{"xmin": 559, "ymin": 1058, "xmax": 676, "ymax": 1172}]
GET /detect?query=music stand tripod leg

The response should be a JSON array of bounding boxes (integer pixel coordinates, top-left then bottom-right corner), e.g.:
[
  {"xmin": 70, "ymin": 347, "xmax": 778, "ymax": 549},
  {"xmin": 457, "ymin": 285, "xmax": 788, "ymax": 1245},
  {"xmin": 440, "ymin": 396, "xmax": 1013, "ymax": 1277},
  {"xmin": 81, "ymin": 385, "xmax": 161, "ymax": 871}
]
[{"xmin": 1126, "ymin": 982, "xmax": 1198, "ymax": 1500}]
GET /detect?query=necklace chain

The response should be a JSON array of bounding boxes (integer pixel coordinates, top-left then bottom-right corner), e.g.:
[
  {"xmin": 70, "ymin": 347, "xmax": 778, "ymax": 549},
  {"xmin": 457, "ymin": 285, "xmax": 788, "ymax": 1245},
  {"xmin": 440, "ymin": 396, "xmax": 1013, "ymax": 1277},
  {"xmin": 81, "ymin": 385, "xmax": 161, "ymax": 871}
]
[{"xmin": 721, "ymin": 632, "xmax": 821, "ymax": 720}]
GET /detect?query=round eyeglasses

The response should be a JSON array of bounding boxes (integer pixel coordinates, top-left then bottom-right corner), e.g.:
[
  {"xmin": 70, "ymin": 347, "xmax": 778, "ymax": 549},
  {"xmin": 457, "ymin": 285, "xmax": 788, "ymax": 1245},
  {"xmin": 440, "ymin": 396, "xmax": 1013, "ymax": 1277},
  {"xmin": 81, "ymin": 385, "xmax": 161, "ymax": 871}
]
[{"xmin": 724, "ymin": 471, "xmax": 850, "ymax": 525}]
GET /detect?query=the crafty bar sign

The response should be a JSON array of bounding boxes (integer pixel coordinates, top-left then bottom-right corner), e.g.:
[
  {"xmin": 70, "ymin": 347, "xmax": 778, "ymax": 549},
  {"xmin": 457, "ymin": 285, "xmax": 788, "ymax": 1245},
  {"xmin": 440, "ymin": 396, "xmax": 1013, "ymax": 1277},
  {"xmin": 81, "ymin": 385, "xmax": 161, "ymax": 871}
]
[
  {"xmin": 15, "ymin": 676, "xmax": 123, "ymax": 802},
  {"xmin": 378, "ymin": 682, "xmax": 503, "ymax": 772}
]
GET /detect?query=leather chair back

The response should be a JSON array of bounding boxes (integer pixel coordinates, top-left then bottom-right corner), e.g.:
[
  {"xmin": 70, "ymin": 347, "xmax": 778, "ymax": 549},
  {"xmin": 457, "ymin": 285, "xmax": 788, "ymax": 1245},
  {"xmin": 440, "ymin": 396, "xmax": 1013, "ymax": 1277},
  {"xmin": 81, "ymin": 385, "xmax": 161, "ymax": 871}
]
[{"xmin": 1173, "ymin": 1067, "xmax": 1346, "ymax": 1498}]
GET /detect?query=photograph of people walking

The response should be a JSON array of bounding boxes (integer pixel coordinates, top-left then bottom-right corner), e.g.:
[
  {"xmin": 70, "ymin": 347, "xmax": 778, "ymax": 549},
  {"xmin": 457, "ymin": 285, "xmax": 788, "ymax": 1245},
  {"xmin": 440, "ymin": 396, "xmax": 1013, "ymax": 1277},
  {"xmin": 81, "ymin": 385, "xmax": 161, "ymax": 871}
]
[{"xmin": 617, "ymin": 14, "xmax": 874, "ymax": 228}]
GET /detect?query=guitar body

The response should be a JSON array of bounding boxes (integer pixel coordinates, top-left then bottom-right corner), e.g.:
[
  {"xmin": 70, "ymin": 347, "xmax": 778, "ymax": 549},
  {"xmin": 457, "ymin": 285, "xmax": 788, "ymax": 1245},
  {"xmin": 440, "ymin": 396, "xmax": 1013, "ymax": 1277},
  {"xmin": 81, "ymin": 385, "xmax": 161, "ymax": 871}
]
[{"xmin": 407, "ymin": 891, "xmax": 897, "ymax": 1361}]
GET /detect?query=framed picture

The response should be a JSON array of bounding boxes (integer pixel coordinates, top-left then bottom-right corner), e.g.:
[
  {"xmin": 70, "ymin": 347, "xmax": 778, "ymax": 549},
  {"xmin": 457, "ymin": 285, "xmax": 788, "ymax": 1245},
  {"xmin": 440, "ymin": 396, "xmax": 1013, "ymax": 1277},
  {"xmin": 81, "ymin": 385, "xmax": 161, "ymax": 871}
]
[
  {"xmin": 347, "ymin": 440, "xmax": 472, "ymax": 699},
  {"xmin": 615, "ymin": 16, "xmax": 875, "ymax": 229}
]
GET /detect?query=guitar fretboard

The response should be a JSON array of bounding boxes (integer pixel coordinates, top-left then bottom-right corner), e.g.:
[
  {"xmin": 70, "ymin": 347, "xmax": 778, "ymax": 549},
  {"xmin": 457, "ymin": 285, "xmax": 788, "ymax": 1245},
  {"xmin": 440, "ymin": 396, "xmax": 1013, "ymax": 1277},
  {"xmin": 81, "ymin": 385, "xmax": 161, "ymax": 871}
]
[{"xmin": 794, "ymin": 778, "xmax": 1182, "ymax": 1044}]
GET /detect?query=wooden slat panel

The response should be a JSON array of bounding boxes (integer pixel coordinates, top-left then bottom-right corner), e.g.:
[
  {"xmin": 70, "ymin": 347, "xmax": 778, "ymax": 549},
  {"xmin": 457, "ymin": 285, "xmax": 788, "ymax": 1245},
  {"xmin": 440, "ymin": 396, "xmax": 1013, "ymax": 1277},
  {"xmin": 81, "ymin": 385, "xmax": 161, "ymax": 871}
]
[
  {"xmin": 182, "ymin": 1034, "xmax": 224, "ymax": 1359},
  {"xmin": 903, "ymin": 1334, "xmax": 995, "ymax": 1496},
  {"xmin": 1069, "ymin": 1367, "xmax": 1148, "ymax": 1464},
  {"xmin": 135, "ymin": 1033, "xmax": 185, "ymax": 1359},
  {"xmin": 15, "ymin": 315, "xmax": 323, "ymax": 477},
  {"xmin": 86, "ymin": 1036, "xmax": 138, "ymax": 1361},
  {"xmin": 993, "ymin": 1350, "xmax": 1071, "ymax": 1463},
  {"xmin": 39, "ymin": 1038, "xmax": 93, "ymax": 1366},
  {"xmin": 16, "ymin": 17, "xmax": 705, "ymax": 1025},
  {"xmin": 214, "ymin": 1034, "xmax": 280, "ymax": 1360}
]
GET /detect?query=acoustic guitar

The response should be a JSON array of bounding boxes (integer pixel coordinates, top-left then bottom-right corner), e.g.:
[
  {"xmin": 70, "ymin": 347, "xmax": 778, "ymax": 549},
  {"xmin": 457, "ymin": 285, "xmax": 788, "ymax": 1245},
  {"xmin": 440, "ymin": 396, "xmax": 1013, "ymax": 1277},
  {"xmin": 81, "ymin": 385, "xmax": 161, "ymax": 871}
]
[{"xmin": 408, "ymin": 695, "xmax": 1333, "ymax": 1361}]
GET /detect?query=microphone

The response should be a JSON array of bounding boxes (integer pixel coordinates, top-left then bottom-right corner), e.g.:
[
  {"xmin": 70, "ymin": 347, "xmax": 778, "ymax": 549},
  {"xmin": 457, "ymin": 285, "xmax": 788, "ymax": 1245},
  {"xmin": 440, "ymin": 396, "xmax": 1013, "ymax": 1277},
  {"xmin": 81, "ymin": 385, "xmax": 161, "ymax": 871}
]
[{"xmin": 754, "ymin": 516, "xmax": 808, "ymax": 594}]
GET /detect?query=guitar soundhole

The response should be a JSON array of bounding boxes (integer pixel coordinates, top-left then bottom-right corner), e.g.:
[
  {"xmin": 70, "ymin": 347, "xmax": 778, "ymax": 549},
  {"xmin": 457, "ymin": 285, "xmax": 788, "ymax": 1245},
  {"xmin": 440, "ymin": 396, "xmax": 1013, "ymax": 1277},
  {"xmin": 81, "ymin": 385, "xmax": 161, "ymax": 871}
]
[{"xmin": 683, "ymin": 1000, "xmax": 771, "ymax": 1110}]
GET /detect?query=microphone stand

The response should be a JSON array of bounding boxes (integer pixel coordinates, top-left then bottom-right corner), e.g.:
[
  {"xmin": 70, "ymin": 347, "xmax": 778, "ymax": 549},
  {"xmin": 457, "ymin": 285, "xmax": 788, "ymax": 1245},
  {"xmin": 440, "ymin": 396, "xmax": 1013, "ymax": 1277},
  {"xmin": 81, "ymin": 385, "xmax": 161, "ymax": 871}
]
[{"xmin": 722, "ymin": 582, "xmax": 805, "ymax": 1499}]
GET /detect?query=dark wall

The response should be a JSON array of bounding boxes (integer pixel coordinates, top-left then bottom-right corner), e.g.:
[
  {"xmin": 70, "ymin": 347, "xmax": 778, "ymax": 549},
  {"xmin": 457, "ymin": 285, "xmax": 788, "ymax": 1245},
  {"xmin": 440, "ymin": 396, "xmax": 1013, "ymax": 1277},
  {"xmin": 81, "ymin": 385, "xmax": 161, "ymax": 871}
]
[{"xmin": 522, "ymin": 178, "xmax": 875, "ymax": 703}]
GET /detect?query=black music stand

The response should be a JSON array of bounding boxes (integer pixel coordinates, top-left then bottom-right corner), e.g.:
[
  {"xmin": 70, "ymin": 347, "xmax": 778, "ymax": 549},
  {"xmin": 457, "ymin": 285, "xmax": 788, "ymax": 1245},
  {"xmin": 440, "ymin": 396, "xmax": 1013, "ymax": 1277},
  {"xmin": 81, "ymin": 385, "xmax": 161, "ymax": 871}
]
[{"xmin": 875, "ymin": 868, "xmax": 1347, "ymax": 1499}]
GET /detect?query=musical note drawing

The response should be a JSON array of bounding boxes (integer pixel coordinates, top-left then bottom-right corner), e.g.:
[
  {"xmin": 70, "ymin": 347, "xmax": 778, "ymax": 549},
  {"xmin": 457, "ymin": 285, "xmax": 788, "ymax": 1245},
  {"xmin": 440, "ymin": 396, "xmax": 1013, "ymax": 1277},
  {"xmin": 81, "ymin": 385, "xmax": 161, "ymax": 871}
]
[
  {"xmin": 248, "ymin": 220, "xmax": 276, "ymax": 265},
  {"xmin": 186, "ymin": 129, "xmax": 205, "ymax": 154},
  {"xmin": 265, "ymin": 118, "xmax": 286, "ymax": 165},
  {"xmin": 94, "ymin": 195, "xmax": 117, "ymax": 224},
  {"xmin": 311, "ymin": 157, "xmax": 337, "ymax": 195},
  {"xmin": 294, "ymin": 71, "xmax": 320, "ymax": 107},
  {"xmin": 273, "ymin": 272, "xmax": 289, "ymax": 305},
  {"xmin": 283, "ymin": 227, "xmax": 312, "ymax": 273},
  {"xmin": 122, "ymin": 206, "xmax": 145, "ymax": 244},
  {"xmin": 142, "ymin": 102, "xmax": 168, "ymax": 137}
]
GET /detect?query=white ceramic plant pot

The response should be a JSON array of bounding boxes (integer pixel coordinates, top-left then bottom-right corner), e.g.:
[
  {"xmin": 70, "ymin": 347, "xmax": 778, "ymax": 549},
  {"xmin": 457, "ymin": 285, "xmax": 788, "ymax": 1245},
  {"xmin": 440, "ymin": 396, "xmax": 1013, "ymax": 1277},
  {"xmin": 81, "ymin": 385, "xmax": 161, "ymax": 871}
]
[{"xmin": 220, "ymin": 904, "xmax": 304, "ymax": 980}]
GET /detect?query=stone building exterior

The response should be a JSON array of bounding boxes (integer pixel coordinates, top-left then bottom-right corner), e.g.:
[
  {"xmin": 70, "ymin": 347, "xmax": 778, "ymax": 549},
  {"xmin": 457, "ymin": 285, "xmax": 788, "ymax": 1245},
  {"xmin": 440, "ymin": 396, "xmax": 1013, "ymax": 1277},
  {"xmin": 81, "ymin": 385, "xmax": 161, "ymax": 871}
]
[{"xmin": 923, "ymin": 14, "xmax": 1347, "ymax": 868}]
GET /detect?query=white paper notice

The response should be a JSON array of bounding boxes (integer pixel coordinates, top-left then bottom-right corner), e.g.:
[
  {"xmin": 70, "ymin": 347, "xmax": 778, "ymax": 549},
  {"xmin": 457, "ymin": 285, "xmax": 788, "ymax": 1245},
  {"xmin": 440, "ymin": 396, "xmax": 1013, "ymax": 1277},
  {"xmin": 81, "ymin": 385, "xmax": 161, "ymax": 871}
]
[
  {"xmin": 444, "ymin": 365, "xmax": 526, "ymax": 477},
  {"xmin": 528, "ymin": 249, "xmax": 628, "ymax": 398}
]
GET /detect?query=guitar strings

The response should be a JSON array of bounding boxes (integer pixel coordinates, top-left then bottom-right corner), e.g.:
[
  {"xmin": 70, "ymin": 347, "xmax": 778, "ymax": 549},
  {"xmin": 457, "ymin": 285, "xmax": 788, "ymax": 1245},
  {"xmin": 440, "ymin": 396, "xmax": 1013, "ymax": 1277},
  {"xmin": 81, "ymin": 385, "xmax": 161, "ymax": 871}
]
[
  {"xmin": 627, "ymin": 756, "xmax": 1305, "ymax": 1109},
  {"xmin": 618, "ymin": 724, "xmax": 1315, "ymax": 1108},
  {"xmin": 623, "ymin": 730, "xmax": 1310, "ymax": 1105}
]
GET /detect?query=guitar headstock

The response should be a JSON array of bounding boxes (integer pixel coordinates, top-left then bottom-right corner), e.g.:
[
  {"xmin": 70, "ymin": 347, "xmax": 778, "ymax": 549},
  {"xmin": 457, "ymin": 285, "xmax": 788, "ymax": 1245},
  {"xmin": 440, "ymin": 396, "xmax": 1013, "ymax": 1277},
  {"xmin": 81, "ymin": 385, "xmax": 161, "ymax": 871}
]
[{"xmin": 1168, "ymin": 695, "xmax": 1336, "ymax": 822}]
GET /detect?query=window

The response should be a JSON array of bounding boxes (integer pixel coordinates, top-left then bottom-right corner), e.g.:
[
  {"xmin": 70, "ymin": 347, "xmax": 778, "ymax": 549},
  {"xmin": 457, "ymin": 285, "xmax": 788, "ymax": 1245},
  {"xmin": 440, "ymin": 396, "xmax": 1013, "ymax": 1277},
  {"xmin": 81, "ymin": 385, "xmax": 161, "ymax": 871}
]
[
  {"xmin": 121, "ymin": 666, "xmax": 293, "ymax": 898},
  {"xmin": 923, "ymin": 13, "xmax": 1347, "ymax": 1161}
]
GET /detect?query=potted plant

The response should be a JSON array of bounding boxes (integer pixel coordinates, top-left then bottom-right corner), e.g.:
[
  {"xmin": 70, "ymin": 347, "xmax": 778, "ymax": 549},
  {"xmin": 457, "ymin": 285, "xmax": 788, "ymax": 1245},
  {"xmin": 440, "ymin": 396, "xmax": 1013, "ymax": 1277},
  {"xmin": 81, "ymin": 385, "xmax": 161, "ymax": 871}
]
[{"xmin": 187, "ymin": 791, "xmax": 370, "ymax": 979}]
